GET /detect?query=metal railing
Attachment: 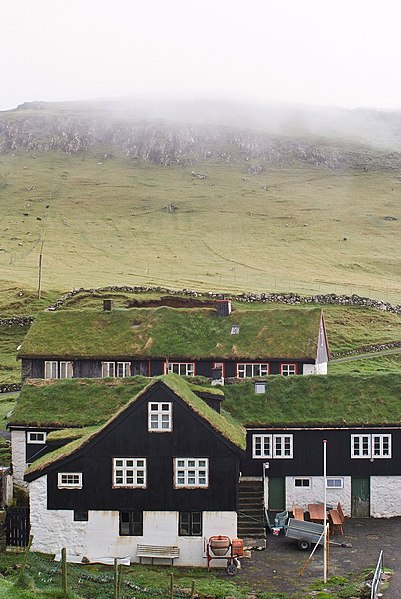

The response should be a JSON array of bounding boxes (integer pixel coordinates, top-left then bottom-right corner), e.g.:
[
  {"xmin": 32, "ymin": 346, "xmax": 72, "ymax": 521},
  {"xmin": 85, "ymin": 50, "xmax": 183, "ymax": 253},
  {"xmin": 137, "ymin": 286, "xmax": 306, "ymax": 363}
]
[{"xmin": 370, "ymin": 550, "xmax": 384, "ymax": 599}]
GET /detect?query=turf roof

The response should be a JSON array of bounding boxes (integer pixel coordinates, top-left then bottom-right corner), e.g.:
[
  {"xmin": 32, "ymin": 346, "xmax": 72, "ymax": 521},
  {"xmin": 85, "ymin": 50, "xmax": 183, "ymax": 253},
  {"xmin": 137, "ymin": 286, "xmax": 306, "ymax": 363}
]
[
  {"xmin": 25, "ymin": 375, "xmax": 246, "ymax": 476},
  {"xmin": 17, "ymin": 306, "xmax": 323, "ymax": 360},
  {"xmin": 222, "ymin": 373, "xmax": 401, "ymax": 427}
]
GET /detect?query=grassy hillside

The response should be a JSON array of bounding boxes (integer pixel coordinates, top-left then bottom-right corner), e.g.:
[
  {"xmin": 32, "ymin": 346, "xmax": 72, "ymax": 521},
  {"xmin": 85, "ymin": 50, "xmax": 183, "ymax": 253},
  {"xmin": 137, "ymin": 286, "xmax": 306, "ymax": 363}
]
[{"xmin": 1, "ymin": 151, "xmax": 400, "ymax": 301}]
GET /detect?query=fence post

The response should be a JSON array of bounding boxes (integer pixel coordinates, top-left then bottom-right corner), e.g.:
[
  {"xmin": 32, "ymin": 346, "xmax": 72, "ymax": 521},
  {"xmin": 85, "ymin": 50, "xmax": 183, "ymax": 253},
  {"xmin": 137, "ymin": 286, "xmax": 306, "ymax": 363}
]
[
  {"xmin": 61, "ymin": 548, "xmax": 67, "ymax": 596},
  {"xmin": 190, "ymin": 580, "xmax": 196, "ymax": 598},
  {"xmin": 114, "ymin": 557, "xmax": 119, "ymax": 599},
  {"xmin": 17, "ymin": 534, "xmax": 33, "ymax": 584},
  {"xmin": 117, "ymin": 562, "xmax": 123, "ymax": 598},
  {"xmin": 170, "ymin": 572, "xmax": 174, "ymax": 598}
]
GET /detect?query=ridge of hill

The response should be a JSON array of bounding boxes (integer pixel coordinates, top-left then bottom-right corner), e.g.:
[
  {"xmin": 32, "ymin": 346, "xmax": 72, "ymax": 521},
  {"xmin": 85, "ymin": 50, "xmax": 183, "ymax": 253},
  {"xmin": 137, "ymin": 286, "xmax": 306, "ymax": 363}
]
[{"xmin": 2, "ymin": 99, "xmax": 401, "ymax": 169}]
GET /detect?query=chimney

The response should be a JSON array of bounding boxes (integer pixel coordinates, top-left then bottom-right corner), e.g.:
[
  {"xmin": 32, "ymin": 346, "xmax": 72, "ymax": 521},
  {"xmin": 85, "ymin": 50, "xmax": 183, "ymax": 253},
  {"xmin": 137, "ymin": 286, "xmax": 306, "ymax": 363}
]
[
  {"xmin": 103, "ymin": 299, "xmax": 112, "ymax": 312},
  {"xmin": 216, "ymin": 299, "xmax": 232, "ymax": 316}
]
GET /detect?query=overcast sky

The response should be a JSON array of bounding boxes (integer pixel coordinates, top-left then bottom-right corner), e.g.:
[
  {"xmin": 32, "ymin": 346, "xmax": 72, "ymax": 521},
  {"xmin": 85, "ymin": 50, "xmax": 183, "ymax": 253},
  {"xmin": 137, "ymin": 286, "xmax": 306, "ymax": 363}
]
[{"xmin": 2, "ymin": 0, "xmax": 401, "ymax": 111}]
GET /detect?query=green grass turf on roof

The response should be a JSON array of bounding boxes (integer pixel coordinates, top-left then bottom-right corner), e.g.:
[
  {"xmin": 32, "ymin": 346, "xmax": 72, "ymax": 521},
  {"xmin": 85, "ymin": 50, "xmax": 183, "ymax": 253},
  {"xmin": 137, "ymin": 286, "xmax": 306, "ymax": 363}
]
[
  {"xmin": 25, "ymin": 375, "xmax": 246, "ymax": 476},
  {"xmin": 10, "ymin": 377, "xmax": 150, "ymax": 428},
  {"xmin": 222, "ymin": 373, "xmax": 401, "ymax": 426},
  {"xmin": 17, "ymin": 306, "xmax": 322, "ymax": 360}
]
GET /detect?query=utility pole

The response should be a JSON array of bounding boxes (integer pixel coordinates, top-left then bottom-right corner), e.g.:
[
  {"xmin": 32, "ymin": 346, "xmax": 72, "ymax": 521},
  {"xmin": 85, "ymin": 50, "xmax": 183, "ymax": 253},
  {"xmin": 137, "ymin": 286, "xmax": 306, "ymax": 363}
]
[
  {"xmin": 323, "ymin": 439, "xmax": 328, "ymax": 583},
  {"xmin": 37, "ymin": 239, "xmax": 44, "ymax": 299}
]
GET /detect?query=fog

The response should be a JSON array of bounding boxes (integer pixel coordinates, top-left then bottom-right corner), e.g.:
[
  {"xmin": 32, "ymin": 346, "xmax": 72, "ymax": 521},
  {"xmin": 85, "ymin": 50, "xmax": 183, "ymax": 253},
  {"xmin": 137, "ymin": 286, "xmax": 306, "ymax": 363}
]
[{"xmin": 2, "ymin": 0, "xmax": 401, "ymax": 111}]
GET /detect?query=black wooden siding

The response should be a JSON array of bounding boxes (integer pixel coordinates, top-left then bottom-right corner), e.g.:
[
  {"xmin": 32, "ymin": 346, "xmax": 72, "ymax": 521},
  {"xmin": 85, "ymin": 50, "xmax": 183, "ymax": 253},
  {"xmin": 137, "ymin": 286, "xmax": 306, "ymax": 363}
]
[
  {"xmin": 23, "ymin": 358, "xmax": 312, "ymax": 380},
  {"xmin": 43, "ymin": 384, "xmax": 241, "ymax": 512},
  {"xmin": 242, "ymin": 428, "xmax": 401, "ymax": 477}
]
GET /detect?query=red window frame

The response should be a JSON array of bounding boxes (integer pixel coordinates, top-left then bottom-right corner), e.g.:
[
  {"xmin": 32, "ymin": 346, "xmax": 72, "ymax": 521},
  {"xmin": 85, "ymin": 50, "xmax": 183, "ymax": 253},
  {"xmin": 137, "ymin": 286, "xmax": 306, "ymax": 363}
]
[{"xmin": 212, "ymin": 362, "xmax": 225, "ymax": 377}]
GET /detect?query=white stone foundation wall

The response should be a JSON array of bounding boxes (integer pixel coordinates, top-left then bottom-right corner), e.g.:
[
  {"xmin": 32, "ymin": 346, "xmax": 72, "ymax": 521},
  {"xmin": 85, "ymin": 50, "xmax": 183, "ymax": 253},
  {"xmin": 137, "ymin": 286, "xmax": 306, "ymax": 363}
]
[
  {"xmin": 284, "ymin": 476, "xmax": 351, "ymax": 516},
  {"xmin": 370, "ymin": 476, "xmax": 401, "ymax": 518},
  {"xmin": 302, "ymin": 364, "xmax": 315, "ymax": 375},
  {"xmin": 11, "ymin": 430, "xmax": 27, "ymax": 488},
  {"xmin": 29, "ymin": 477, "xmax": 236, "ymax": 567}
]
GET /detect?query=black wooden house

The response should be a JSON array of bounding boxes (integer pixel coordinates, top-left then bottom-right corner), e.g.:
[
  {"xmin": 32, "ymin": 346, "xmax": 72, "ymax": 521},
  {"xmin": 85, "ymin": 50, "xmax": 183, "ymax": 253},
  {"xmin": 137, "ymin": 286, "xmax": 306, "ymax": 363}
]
[
  {"xmin": 17, "ymin": 302, "xmax": 329, "ymax": 382},
  {"xmin": 18, "ymin": 376, "xmax": 245, "ymax": 566}
]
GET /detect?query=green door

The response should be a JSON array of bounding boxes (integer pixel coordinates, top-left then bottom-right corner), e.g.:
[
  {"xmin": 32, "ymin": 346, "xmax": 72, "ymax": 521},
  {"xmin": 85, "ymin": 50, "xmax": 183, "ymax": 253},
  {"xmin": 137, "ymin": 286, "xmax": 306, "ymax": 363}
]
[
  {"xmin": 351, "ymin": 477, "xmax": 370, "ymax": 517},
  {"xmin": 269, "ymin": 477, "xmax": 286, "ymax": 510}
]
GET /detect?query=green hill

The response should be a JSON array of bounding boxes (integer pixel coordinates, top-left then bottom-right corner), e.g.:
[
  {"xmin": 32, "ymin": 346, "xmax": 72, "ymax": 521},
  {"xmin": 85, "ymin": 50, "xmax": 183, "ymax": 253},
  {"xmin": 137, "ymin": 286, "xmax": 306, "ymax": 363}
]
[{"xmin": 0, "ymin": 100, "xmax": 401, "ymax": 300}]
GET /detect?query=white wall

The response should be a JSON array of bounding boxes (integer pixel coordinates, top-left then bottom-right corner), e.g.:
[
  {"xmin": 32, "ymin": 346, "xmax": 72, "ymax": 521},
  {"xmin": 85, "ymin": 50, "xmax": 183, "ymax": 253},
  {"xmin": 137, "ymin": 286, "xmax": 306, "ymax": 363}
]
[
  {"xmin": 371, "ymin": 476, "xmax": 401, "ymax": 518},
  {"xmin": 302, "ymin": 363, "xmax": 327, "ymax": 375},
  {"xmin": 29, "ymin": 476, "xmax": 237, "ymax": 567},
  {"xmin": 314, "ymin": 362, "xmax": 327, "ymax": 375},
  {"xmin": 284, "ymin": 476, "xmax": 351, "ymax": 516},
  {"xmin": 11, "ymin": 430, "xmax": 27, "ymax": 488}
]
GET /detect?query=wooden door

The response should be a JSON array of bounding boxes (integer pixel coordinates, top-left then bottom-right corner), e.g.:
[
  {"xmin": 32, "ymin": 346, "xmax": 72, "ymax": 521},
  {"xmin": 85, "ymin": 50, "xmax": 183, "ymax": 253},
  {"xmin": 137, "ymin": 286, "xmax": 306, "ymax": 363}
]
[
  {"xmin": 268, "ymin": 477, "xmax": 286, "ymax": 510},
  {"xmin": 351, "ymin": 477, "xmax": 370, "ymax": 517}
]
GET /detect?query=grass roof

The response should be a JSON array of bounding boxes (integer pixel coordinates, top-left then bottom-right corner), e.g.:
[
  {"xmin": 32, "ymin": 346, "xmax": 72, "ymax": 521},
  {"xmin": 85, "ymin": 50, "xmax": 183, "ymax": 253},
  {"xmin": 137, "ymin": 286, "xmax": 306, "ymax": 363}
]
[
  {"xmin": 222, "ymin": 373, "xmax": 401, "ymax": 427},
  {"xmin": 10, "ymin": 377, "xmax": 150, "ymax": 428},
  {"xmin": 17, "ymin": 306, "xmax": 322, "ymax": 360},
  {"xmin": 25, "ymin": 375, "xmax": 246, "ymax": 477}
]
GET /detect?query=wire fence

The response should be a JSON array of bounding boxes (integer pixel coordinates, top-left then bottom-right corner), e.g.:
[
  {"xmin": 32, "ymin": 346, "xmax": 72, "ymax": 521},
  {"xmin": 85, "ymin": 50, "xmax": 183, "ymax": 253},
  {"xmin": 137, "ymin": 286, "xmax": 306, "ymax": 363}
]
[{"xmin": 26, "ymin": 552, "xmax": 195, "ymax": 598}]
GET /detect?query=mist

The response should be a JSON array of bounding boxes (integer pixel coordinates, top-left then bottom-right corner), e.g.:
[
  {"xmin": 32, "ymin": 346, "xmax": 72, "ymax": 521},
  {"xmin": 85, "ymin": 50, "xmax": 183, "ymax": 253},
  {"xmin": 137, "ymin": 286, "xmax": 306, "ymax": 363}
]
[{"xmin": 2, "ymin": 0, "xmax": 401, "ymax": 112}]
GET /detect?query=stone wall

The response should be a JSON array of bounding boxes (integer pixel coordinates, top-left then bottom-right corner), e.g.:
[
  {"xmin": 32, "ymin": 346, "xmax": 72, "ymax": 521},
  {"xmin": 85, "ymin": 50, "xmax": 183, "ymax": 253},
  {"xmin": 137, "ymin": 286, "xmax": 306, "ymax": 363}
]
[
  {"xmin": 0, "ymin": 317, "xmax": 33, "ymax": 327},
  {"xmin": 45, "ymin": 285, "xmax": 401, "ymax": 315},
  {"xmin": 0, "ymin": 384, "xmax": 21, "ymax": 394}
]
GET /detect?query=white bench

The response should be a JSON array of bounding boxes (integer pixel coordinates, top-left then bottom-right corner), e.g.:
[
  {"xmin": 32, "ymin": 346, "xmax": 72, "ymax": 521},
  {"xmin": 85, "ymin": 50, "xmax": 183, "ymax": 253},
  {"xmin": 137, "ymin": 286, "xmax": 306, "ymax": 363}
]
[{"xmin": 136, "ymin": 544, "xmax": 180, "ymax": 565}]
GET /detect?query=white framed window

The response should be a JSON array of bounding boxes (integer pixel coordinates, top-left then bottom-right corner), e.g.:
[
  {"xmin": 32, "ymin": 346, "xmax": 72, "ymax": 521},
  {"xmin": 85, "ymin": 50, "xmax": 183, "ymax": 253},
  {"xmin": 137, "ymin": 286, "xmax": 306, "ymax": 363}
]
[
  {"xmin": 252, "ymin": 434, "xmax": 293, "ymax": 459},
  {"xmin": 44, "ymin": 360, "xmax": 59, "ymax": 379},
  {"xmin": 148, "ymin": 402, "xmax": 172, "ymax": 432},
  {"xmin": 44, "ymin": 361, "xmax": 73, "ymax": 379},
  {"xmin": 174, "ymin": 458, "xmax": 209, "ymax": 487},
  {"xmin": 326, "ymin": 478, "xmax": 343, "ymax": 489},
  {"xmin": 59, "ymin": 361, "xmax": 73, "ymax": 379},
  {"xmin": 101, "ymin": 362, "xmax": 131, "ymax": 377},
  {"xmin": 117, "ymin": 362, "xmax": 131, "ymax": 377},
  {"xmin": 113, "ymin": 458, "xmax": 146, "ymax": 487},
  {"xmin": 351, "ymin": 434, "xmax": 391, "ymax": 459},
  {"xmin": 102, "ymin": 361, "xmax": 115, "ymax": 377},
  {"xmin": 294, "ymin": 478, "xmax": 310, "ymax": 487},
  {"xmin": 372, "ymin": 434, "xmax": 391, "ymax": 458},
  {"xmin": 280, "ymin": 363, "xmax": 297, "ymax": 376},
  {"xmin": 273, "ymin": 434, "xmax": 293, "ymax": 458},
  {"xmin": 166, "ymin": 362, "xmax": 195, "ymax": 376},
  {"xmin": 237, "ymin": 363, "xmax": 269, "ymax": 378},
  {"xmin": 58, "ymin": 473, "xmax": 83, "ymax": 489},
  {"xmin": 253, "ymin": 434, "xmax": 272, "ymax": 458},
  {"xmin": 27, "ymin": 431, "xmax": 46, "ymax": 444}
]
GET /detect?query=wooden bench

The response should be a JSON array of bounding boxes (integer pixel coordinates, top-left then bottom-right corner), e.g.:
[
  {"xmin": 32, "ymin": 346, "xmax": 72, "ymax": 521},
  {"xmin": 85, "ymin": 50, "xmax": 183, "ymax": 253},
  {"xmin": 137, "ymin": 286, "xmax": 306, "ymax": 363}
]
[
  {"xmin": 329, "ymin": 502, "xmax": 345, "ymax": 535},
  {"xmin": 136, "ymin": 544, "xmax": 180, "ymax": 565}
]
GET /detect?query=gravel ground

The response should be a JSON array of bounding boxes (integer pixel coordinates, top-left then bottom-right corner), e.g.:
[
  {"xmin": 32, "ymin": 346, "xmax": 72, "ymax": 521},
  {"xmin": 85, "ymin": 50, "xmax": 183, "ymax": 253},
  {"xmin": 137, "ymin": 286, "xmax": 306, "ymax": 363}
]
[{"xmin": 239, "ymin": 517, "xmax": 401, "ymax": 597}]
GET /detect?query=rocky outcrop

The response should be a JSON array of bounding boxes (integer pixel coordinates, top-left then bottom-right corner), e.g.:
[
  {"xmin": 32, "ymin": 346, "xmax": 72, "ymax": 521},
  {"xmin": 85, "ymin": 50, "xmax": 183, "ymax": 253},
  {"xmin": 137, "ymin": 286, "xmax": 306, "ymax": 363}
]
[{"xmin": 2, "ymin": 111, "xmax": 401, "ymax": 171}]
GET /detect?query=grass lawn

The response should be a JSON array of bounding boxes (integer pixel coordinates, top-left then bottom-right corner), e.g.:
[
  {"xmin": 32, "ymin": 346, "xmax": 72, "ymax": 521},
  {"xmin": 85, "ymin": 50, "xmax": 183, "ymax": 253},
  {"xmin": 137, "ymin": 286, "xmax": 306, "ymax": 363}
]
[
  {"xmin": 0, "ymin": 549, "xmax": 381, "ymax": 599},
  {"xmin": 329, "ymin": 353, "xmax": 401, "ymax": 374}
]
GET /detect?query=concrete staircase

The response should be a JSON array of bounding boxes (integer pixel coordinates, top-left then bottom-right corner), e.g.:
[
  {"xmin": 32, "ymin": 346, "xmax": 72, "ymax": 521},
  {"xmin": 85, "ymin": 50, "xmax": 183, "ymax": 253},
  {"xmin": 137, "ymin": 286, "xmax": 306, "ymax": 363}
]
[{"xmin": 237, "ymin": 477, "xmax": 266, "ymax": 548}]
